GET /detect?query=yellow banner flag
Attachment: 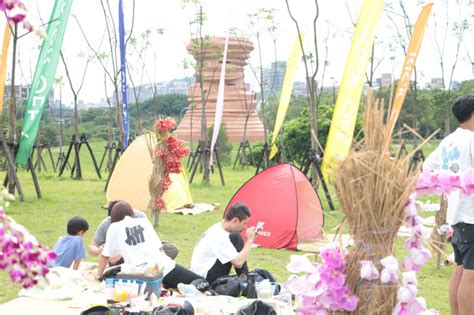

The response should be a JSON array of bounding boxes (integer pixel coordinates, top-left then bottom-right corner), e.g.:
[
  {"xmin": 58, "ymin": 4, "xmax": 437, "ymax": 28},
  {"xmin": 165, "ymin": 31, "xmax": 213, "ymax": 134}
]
[
  {"xmin": 0, "ymin": 23, "xmax": 11, "ymax": 115},
  {"xmin": 384, "ymin": 3, "xmax": 433, "ymax": 151},
  {"xmin": 269, "ymin": 35, "xmax": 303, "ymax": 160},
  {"xmin": 321, "ymin": 0, "xmax": 384, "ymax": 182}
]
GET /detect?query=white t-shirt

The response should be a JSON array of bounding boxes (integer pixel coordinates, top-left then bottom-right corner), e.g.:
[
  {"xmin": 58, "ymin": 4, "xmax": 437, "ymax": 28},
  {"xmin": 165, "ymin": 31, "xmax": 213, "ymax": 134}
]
[
  {"xmin": 190, "ymin": 222, "xmax": 239, "ymax": 278},
  {"xmin": 424, "ymin": 127, "xmax": 474, "ymax": 225},
  {"xmin": 102, "ymin": 216, "xmax": 176, "ymax": 275}
]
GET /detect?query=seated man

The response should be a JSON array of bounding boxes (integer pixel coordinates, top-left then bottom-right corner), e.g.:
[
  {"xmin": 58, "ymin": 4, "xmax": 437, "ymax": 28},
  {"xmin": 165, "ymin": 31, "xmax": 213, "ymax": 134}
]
[
  {"xmin": 190, "ymin": 203, "xmax": 256, "ymax": 283},
  {"xmin": 88, "ymin": 200, "xmax": 178, "ymax": 264}
]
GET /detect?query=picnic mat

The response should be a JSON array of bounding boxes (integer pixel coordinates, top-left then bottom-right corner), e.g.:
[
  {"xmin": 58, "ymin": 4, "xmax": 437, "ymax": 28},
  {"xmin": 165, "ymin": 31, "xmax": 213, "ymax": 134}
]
[
  {"xmin": 297, "ymin": 216, "xmax": 437, "ymax": 253},
  {"xmin": 168, "ymin": 203, "xmax": 218, "ymax": 215},
  {"xmin": 0, "ymin": 262, "xmax": 293, "ymax": 315},
  {"xmin": 0, "ymin": 262, "xmax": 105, "ymax": 315}
]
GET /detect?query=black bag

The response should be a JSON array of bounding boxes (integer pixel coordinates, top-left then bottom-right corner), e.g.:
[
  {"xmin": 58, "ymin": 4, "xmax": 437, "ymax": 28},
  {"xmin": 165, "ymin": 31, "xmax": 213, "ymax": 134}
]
[
  {"xmin": 80, "ymin": 305, "xmax": 121, "ymax": 315},
  {"xmin": 238, "ymin": 300, "xmax": 277, "ymax": 315},
  {"xmin": 151, "ymin": 301, "xmax": 194, "ymax": 315},
  {"xmin": 210, "ymin": 275, "xmax": 245, "ymax": 297}
]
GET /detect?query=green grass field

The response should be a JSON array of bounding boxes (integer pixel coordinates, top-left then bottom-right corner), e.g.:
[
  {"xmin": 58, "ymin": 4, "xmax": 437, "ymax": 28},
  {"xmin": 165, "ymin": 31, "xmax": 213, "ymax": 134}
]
[{"xmin": 0, "ymin": 140, "xmax": 451, "ymax": 313}]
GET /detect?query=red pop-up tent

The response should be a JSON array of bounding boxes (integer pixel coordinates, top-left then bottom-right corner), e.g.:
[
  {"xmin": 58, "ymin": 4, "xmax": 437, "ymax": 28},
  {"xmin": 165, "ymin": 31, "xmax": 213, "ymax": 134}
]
[{"xmin": 224, "ymin": 163, "xmax": 324, "ymax": 250}]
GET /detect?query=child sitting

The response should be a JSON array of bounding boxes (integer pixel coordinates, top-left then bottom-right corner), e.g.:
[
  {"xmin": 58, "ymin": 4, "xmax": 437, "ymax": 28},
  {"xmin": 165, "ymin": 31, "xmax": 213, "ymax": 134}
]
[{"xmin": 52, "ymin": 216, "xmax": 89, "ymax": 270}]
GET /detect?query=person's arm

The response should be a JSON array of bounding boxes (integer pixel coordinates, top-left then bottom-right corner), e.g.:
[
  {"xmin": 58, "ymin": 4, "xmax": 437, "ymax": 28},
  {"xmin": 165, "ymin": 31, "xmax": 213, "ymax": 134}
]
[
  {"xmin": 96, "ymin": 255, "xmax": 110, "ymax": 279},
  {"xmin": 89, "ymin": 220, "xmax": 108, "ymax": 257},
  {"xmin": 88, "ymin": 240, "xmax": 104, "ymax": 257},
  {"xmin": 230, "ymin": 227, "xmax": 256, "ymax": 269},
  {"xmin": 423, "ymin": 144, "xmax": 442, "ymax": 171},
  {"xmin": 72, "ymin": 260, "xmax": 81, "ymax": 270}
]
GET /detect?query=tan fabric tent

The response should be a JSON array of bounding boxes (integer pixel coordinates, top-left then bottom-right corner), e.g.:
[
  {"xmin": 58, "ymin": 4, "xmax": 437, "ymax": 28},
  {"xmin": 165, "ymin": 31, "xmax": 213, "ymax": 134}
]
[{"xmin": 106, "ymin": 134, "xmax": 192, "ymax": 211}]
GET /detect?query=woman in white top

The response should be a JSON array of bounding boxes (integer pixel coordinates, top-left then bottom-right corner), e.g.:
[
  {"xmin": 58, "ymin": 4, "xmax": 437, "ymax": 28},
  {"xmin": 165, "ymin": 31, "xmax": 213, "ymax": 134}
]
[{"xmin": 96, "ymin": 201, "xmax": 208, "ymax": 291}]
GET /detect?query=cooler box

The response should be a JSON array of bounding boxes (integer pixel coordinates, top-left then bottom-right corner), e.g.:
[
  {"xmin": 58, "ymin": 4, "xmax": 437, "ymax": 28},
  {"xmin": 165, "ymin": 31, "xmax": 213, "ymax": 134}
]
[{"xmin": 117, "ymin": 272, "xmax": 163, "ymax": 300}]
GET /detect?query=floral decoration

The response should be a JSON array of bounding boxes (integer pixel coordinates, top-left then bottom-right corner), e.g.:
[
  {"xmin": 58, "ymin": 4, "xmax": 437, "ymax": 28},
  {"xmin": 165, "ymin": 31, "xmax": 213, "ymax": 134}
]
[
  {"xmin": 286, "ymin": 246, "xmax": 359, "ymax": 314},
  {"xmin": 152, "ymin": 118, "xmax": 189, "ymax": 211},
  {"xmin": 1, "ymin": 0, "xmax": 34, "ymax": 31},
  {"xmin": 0, "ymin": 189, "xmax": 56, "ymax": 288}
]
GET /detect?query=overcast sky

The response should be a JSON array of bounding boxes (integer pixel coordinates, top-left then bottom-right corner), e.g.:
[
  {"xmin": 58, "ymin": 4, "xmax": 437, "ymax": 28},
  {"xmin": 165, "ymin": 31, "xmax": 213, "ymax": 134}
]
[{"xmin": 11, "ymin": 0, "xmax": 474, "ymax": 105}]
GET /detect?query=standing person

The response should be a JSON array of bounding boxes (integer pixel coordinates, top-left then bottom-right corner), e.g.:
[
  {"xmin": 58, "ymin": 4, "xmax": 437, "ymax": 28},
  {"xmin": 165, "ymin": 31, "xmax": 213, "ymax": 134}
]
[
  {"xmin": 190, "ymin": 203, "xmax": 257, "ymax": 283},
  {"xmin": 95, "ymin": 201, "xmax": 208, "ymax": 291},
  {"xmin": 51, "ymin": 216, "xmax": 89, "ymax": 270},
  {"xmin": 88, "ymin": 200, "xmax": 178, "ymax": 264},
  {"xmin": 424, "ymin": 95, "xmax": 474, "ymax": 315}
]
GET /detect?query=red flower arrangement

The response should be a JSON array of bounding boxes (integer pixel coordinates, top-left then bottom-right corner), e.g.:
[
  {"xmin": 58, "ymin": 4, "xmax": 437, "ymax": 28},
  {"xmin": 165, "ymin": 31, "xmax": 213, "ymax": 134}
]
[{"xmin": 152, "ymin": 118, "xmax": 189, "ymax": 211}]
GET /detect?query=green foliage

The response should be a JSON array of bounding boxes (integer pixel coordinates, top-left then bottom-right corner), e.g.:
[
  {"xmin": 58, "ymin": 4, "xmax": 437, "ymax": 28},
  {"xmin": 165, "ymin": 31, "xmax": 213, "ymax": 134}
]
[
  {"xmin": 39, "ymin": 125, "xmax": 59, "ymax": 146},
  {"xmin": 207, "ymin": 123, "xmax": 233, "ymax": 165}
]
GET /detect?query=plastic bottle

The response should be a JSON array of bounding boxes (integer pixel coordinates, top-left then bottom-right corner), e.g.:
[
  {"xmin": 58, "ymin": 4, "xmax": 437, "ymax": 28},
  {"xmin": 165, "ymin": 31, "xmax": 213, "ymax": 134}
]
[
  {"xmin": 105, "ymin": 278, "xmax": 115, "ymax": 303},
  {"xmin": 246, "ymin": 272, "xmax": 257, "ymax": 298}
]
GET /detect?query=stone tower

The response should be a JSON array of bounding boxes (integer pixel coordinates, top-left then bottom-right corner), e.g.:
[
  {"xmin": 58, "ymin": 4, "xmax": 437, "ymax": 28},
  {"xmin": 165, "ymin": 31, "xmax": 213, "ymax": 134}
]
[{"xmin": 174, "ymin": 36, "xmax": 265, "ymax": 142}]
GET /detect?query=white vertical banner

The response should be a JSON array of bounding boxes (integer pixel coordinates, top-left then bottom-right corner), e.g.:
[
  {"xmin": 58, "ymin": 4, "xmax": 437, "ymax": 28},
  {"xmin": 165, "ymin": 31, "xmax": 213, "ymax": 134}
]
[{"xmin": 209, "ymin": 35, "xmax": 229, "ymax": 166}]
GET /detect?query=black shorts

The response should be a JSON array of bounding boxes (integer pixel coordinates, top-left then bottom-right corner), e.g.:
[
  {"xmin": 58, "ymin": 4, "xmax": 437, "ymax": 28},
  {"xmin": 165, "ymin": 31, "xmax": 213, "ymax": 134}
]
[{"xmin": 451, "ymin": 222, "xmax": 474, "ymax": 270}]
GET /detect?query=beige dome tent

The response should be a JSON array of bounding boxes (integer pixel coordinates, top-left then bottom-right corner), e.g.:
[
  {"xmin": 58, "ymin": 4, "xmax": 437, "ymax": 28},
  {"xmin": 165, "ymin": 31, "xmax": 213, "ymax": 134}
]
[{"xmin": 106, "ymin": 134, "xmax": 192, "ymax": 211}]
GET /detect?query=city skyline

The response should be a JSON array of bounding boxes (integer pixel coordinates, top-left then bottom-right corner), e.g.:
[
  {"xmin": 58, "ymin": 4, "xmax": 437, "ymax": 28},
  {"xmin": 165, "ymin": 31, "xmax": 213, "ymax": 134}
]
[{"xmin": 8, "ymin": 1, "xmax": 474, "ymax": 106}]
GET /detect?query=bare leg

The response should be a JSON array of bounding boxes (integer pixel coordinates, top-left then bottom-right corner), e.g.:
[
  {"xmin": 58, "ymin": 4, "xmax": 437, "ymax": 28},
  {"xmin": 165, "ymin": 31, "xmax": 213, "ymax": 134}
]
[
  {"xmin": 449, "ymin": 265, "xmax": 463, "ymax": 315},
  {"xmin": 457, "ymin": 268, "xmax": 474, "ymax": 315}
]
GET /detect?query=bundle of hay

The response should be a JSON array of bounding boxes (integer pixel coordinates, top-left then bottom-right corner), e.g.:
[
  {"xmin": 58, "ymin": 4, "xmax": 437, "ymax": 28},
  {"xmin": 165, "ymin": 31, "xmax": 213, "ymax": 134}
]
[{"xmin": 335, "ymin": 91, "xmax": 418, "ymax": 314}]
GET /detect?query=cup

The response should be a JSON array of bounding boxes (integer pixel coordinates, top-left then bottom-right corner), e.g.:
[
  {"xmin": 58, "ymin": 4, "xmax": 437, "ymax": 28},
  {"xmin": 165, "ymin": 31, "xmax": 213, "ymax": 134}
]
[{"xmin": 256, "ymin": 280, "xmax": 274, "ymax": 299}]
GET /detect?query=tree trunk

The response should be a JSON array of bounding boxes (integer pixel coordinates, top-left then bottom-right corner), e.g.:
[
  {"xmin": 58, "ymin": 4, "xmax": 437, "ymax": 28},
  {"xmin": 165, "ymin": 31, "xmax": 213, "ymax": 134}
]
[
  {"xmin": 73, "ymin": 95, "xmax": 81, "ymax": 179},
  {"xmin": 198, "ymin": 26, "xmax": 210, "ymax": 183},
  {"xmin": 8, "ymin": 25, "xmax": 18, "ymax": 194},
  {"xmin": 257, "ymin": 32, "xmax": 269, "ymax": 169},
  {"xmin": 114, "ymin": 83, "xmax": 125, "ymax": 149}
]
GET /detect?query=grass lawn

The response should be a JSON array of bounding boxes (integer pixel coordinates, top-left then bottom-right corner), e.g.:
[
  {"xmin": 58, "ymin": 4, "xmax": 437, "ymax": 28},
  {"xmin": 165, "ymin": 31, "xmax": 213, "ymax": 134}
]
[{"xmin": 0, "ymin": 140, "xmax": 451, "ymax": 313}]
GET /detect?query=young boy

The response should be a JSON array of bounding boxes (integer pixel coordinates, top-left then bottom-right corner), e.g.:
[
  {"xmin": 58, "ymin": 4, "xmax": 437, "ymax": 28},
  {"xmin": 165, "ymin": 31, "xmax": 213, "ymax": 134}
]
[{"xmin": 52, "ymin": 216, "xmax": 89, "ymax": 270}]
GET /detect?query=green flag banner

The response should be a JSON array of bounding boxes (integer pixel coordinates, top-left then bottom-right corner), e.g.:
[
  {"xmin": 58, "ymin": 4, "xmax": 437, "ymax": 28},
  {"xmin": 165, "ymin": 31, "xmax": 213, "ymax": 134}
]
[{"xmin": 16, "ymin": 0, "xmax": 73, "ymax": 165}]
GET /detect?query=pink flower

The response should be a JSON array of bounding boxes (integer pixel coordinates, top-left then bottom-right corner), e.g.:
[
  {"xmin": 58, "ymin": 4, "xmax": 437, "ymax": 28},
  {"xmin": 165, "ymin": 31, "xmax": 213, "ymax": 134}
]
[
  {"xmin": 392, "ymin": 302, "xmax": 410, "ymax": 315},
  {"xmin": 402, "ymin": 249, "xmax": 431, "ymax": 272},
  {"xmin": 359, "ymin": 260, "xmax": 379, "ymax": 280},
  {"xmin": 404, "ymin": 200, "xmax": 419, "ymax": 217},
  {"xmin": 404, "ymin": 235, "xmax": 423, "ymax": 250},
  {"xmin": 287, "ymin": 245, "xmax": 358, "ymax": 313},
  {"xmin": 397, "ymin": 285, "xmax": 418, "ymax": 303},
  {"xmin": 408, "ymin": 297, "xmax": 427, "ymax": 314},
  {"xmin": 401, "ymin": 271, "xmax": 418, "ymax": 287},
  {"xmin": 462, "ymin": 169, "xmax": 474, "ymax": 195},
  {"xmin": 380, "ymin": 256, "xmax": 399, "ymax": 283},
  {"xmin": 320, "ymin": 246, "xmax": 344, "ymax": 269},
  {"xmin": 287, "ymin": 255, "xmax": 317, "ymax": 274},
  {"xmin": 437, "ymin": 171, "xmax": 461, "ymax": 192},
  {"xmin": 404, "ymin": 215, "xmax": 423, "ymax": 228}
]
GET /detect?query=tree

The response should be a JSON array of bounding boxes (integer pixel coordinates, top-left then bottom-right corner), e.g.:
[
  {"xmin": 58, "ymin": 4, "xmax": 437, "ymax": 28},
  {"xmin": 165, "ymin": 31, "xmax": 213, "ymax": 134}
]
[
  {"xmin": 59, "ymin": 48, "xmax": 92, "ymax": 179},
  {"xmin": 182, "ymin": 0, "xmax": 221, "ymax": 183},
  {"xmin": 76, "ymin": 0, "xmax": 136, "ymax": 150},
  {"xmin": 430, "ymin": 0, "xmax": 469, "ymax": 136},
  {"xmin": 127, "ymin": 28, "xmax": 164, "ymax": 133},
  {"xmin": 284, "ymin": 0, "xmax": 324, "ymax": 183}
]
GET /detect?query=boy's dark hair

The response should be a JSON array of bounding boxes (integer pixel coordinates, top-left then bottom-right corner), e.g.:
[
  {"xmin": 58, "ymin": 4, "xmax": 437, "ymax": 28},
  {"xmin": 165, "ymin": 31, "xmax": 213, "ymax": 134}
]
[
  {"xmin": 111, "ymin": 201, "xmax": 134, "ymax": 223},
  {"xmin": 107, "ymin": 200, "xmax": 122, "ymax": 217},
  {"xmin": 452, "ymin": 94, "xmax": 474, "ymax": 123},
  {"xmin": 67, "ymin": 216, "xmax": 89, "ymax": 235},
  {"xmin": 225, "ymin": 203, "xmax": 251, "ymax": 221}
]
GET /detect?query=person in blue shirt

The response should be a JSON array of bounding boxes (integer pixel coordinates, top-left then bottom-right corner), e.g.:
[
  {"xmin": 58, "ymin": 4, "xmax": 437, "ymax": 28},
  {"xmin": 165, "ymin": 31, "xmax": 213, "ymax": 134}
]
[{"xmin": 52, "ymin": 216, "xmax": 89, "ymax": 270}]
